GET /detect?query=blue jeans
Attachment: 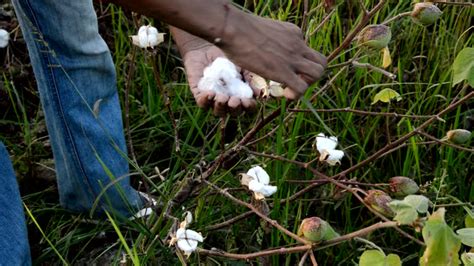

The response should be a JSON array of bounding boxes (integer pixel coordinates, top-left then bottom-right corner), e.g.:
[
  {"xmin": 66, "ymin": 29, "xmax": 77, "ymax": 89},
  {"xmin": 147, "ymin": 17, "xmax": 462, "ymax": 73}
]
[{"xmin": 1, "ymin": 0, "xmax": 145, "ymax": 263}]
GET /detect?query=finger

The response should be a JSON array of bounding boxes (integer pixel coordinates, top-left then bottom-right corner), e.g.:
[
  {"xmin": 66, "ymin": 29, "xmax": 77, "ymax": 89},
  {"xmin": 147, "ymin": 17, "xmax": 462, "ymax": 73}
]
[
  {"xmin": 241, "ymin": 98, "xmax": 257, "ymax": 111},
  {"xmin": 303, "ymin": 48, "xmax": 327, "ymax": 68},
  {"xmin": 283, "ymin": 72, "xmax": 309, "ymax": 99},
  {"xmin": 213, "ymin": 93, "xmax": 230, "ymax": 117},
  {"xmin": 283, "ymin": 87, "xmax": 300, "ymax": 101},
  {"xmin": 294, "ymin": 60, "xmax": 325, "ymax": 84},
  {"xmin": 228, "ymin": 96, "xmax": 243, "ymax": 116},
  {"xmin": 195, "ymin": 90, "xmax": 215, "ymax": 109}
]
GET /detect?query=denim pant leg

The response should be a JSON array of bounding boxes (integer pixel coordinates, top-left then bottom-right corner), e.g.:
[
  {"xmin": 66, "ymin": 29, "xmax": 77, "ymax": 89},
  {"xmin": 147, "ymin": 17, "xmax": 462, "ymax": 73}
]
[
  {"xmin": 0, "ymin": 142, "xmax": 31, "ymax": 265},
  {"xmin": 11, "ymin": 0, "xmax": 143, "ymax": 217}
]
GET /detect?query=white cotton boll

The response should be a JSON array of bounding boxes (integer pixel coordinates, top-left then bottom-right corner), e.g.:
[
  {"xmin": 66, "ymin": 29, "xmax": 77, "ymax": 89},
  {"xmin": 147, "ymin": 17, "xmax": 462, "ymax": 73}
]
[
  {"xmin": 316, "ymin": 133, "xmax": 345, "ymax": 166},
  {"xmin": 147, "ymin": 26, "xmax": 164, "ymax": 47},
  {"xmin": 198, "ymin": 76, "xmax": 226, "ymax": 94},
  {"xmin": 326, "ymin": 150, "xmax": 344, "ymax": 165},
  {"xmin": 249, "ymin": 180, "xmax": 277, "ymax": 197},
  {"xmin": 260, "ymin": 185, "xmax": 278, "ymax": 197},
  {"xmin": 0, "ymin": 29, "xmax": 9, "ymax": 48},
  {"xmin": 247, "ymin": 166, "xmax": 270, "ymax": 185},
  {"xmin": 131, "ymin": 25, "xmax": 164, "ymax": 48},
  {"xmin": 175, "ymin": 228, "xmax": 203, "ymax": 255},
  {"xmin": 316, "ymin": 133, "xmax": 338, "ymax": 152},
  {"xmin": 198, "ymin": 57, "xmax": 255, "ymax": 99},
  {"xmin": 248, "ymin": 179, "xmax": 265, "ymax": 193},
  {"xmin": 228, "ymin": 79, "xmax": 253, "ymax": 99},
  {"xmin": 137, "ymin": 26, "xmax": 148, "ymax": 48},
  {"xmin": 211, "ymin": 57, "xmax": 240, "ymax": 77}
]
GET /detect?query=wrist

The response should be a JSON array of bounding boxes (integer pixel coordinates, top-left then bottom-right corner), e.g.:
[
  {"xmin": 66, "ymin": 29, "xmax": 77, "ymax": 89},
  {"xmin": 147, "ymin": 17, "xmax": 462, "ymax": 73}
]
[{"xmin": 171, "ymin": 27, "xmax": 211, "ymax": 55}]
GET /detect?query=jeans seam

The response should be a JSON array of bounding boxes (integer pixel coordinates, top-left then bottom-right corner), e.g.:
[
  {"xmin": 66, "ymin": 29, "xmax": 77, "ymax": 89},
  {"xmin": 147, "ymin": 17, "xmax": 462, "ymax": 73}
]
[{"xmin": 22, "ymin": 0, "xmax": 97, "ymax": 201}]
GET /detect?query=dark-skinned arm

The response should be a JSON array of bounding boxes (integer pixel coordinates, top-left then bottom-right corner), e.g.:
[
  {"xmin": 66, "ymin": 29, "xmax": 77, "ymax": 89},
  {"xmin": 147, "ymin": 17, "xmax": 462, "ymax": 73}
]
[{"xmin": 109, "ymin": 0, "xmax": 327, "ymax": 99}]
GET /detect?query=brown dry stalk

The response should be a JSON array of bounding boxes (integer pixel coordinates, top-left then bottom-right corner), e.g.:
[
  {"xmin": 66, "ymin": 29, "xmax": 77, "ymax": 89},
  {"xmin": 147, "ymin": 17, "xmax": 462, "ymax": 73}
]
[
  {"xmin": 198, "ymin": 221, "xmax": 397, "ymax": 260},
  {"xmin": 288, "ymin": 107, "xmax": 440, "ymax": 120},
  {"xmin": 328, "ymin": 0, "xmax": 387, "ymax": 62},
  {"xmin": 203, "ymin": 180, "xmax": 311, "ymax": 245}
]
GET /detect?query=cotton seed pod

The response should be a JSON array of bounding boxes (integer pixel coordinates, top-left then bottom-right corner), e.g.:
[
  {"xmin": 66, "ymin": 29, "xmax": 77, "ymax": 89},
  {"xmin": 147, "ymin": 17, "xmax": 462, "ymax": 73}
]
[
  {"xmin": 411, "ymin": 3, "xmax": 442, "ymax": 26},
  {"xmin": 358, "ymin": 24, "xmax": 391, "ymax": 50},
  {"xmin": 297, "ymin": 217, "xmax": 340, "ymax": 242},
  {"xmin": 364, "ymin": 190, "xmax": 395, "ymax": 217},
  {"xmin": 389, "ymin": 176, "xmax": 419, "ymax": 197},
  {"xmin": 446, "ymin": 129, "xmax": 472, "ymax": 144}
]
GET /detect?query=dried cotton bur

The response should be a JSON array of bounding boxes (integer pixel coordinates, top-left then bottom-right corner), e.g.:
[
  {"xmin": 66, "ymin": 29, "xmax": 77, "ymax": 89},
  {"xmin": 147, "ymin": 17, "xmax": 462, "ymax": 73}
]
[{"xmin": 248, "ymin": 72, "xmax": 285, "ymax": 98}]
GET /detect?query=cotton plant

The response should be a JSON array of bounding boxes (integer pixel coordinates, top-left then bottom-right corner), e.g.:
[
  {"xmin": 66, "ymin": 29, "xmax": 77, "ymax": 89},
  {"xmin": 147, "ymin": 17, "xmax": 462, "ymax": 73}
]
[
  {"xmin": 198, "ymin": 57, "xmax": 253, "ymax": 98},
  {"xmin": 241, "ymin": 166, "xmax": 277, "ymax": 200},
  {"xmin": 169, "ymin": 211, "xmax": 204, "ymax": 256},
  {"xmin": 0, "ymin": 29, "xmax": 9, "ymax": 48},
  {"xmin": 315, "ymin": 133, "xmax": 344, "ymax": 166},
  {"xmin": 130, "ymin": 25, "xmax": 165, "ymax": 49}
]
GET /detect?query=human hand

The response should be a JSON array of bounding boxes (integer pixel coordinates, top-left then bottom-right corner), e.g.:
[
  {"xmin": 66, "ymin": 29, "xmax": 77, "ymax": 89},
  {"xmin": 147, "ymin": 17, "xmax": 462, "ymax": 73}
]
[
  {"xmin": 182, "ymin": 43, "xmax": 260, "ymax": 116},
  {"xmin": 217, "ymin": 10, "xmax": 327, "ymax": 99}
]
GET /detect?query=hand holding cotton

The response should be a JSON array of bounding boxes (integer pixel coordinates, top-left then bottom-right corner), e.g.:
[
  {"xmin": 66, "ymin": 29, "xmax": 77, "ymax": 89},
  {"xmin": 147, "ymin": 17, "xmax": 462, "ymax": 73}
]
[{"xmin": 198, "ymin": 57, "xmax": 253, "ymax": 99}]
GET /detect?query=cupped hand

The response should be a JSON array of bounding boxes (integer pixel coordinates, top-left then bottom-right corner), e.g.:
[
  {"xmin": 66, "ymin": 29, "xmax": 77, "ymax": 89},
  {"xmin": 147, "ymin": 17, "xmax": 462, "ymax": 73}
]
[{"xmin": 183, "ymin": 44, "xmax": 260, "ymax": 116}]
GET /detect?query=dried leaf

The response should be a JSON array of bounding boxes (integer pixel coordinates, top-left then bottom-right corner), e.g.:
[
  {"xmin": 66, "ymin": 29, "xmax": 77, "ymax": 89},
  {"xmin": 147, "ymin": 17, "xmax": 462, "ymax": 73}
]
[{"xmin": 382, "ymin": 46, "xmax": 392, "ymax": 68}]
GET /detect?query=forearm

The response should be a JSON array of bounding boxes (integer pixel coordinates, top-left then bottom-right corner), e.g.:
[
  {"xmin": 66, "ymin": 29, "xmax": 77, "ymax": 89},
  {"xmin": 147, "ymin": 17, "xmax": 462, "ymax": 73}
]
[{"xmin": 109, "ymin": 0, "xmax": 243, "ymax": 45}]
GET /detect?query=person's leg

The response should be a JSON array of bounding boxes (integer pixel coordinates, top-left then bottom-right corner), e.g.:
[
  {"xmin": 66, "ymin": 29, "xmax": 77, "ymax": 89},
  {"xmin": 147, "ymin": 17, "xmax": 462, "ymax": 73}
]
[
  {"xmin": 11, "ymin": 0, "xmax": 143, "ymax": 217},
  {"xmin": 0, "ymin": 142, "xmax": 31, "ymax": 265}
]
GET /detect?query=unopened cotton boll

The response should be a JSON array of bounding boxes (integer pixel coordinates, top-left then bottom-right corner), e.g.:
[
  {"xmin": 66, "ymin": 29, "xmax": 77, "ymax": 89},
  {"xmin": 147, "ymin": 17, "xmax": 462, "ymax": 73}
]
[{"xmin": 0, "ymin": 29, "xmax": 9, "ymax": 48}]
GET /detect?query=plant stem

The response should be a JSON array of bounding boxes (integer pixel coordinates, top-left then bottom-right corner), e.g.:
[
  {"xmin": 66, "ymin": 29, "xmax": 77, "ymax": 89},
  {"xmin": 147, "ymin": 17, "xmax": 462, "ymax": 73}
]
[{"xmin": 382, "ymin": 11, "xmax": 411, "ymax": 25}]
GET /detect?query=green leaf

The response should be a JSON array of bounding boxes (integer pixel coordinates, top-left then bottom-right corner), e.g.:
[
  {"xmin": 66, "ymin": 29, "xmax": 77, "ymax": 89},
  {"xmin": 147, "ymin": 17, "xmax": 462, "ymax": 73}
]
[
  {"xmin": 453, "ymin": 47, "xmax": 474, "ymax": 87},
  {"xmin": 389, "ymin": 200, "xmax": 418, "ymax": 225},
  {"xmin": 372, "ymin": 88, "xmax": 402, "ymax": 104},
  {"xmin": 420, "ymin": 208, "xmax": 462, "ymax": 266},
  {"xmin": 457, "ymin": 228, "xmax": 474, "ymax": 247},
  {"xmin": 466, "ymin": 214, "xmax": 474, "ymax": 228},
  {"xmin": 404, "ymin": 195, "xmax": 430, "ymax": 213},
  {"xmin": 386, "ymin": 254, "xmax": 402, "ymax": 266},
  {"xmin": 359, "ymin": 250, "xmax": 401, "ymax": 266},
  {"xmin": 461, "ymin": 253, "xmax": 474, "ymax": 266}
]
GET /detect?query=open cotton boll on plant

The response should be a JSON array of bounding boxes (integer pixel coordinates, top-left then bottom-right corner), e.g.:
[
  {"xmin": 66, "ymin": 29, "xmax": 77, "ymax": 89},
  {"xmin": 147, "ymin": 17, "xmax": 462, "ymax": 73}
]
[
  {"xmin": 174, "ymin": 228, "xmax": 203, "ymax": 256},
  {"xmin": 0, "ymin": 29, "xmax": 9, "ymax": 48},
  {"xmin": 131, "ymin": 25, "xmax": 165, "ymax": 49},
  {"xmin": 316, "ymin": 133, "xmax": 345, "ymax": 166},
  {"xmin": 241, "ymin": 166, "xmax": 277, "ymax": 200},
  {"xmin": 198, "ymin": 57, "xmax": 254, "ymax": 98}
]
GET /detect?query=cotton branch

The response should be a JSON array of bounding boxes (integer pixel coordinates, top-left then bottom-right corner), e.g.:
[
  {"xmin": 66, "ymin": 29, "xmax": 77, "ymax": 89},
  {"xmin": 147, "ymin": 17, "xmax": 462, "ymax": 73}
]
[
  {"xmin": 203, "ymin": 180, "xmax": 311, "ymax": 244},
  {"xmin": 416, "ymin": 130, "xmax": 474, "ymax": 153},
  {"xmin": 328, "ymin": 0, "xmax": 387, "ymax": 61},
  {"xmin": 352, "ymin": 60, "xmax": 397, "ymax": 79},
  {"xmin": 198, "ymin": 221, "xmax": 397, "ymax": 260},
  {"xmin": 288, "ymin": 107, "xmax": 439, "ymax": 120}
]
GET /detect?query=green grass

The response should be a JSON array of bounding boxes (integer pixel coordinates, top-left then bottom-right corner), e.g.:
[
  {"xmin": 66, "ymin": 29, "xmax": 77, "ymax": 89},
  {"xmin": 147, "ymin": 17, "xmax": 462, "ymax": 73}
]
[{"xmin": 1, "ymin": 1, "xmax": 473, "ymax": 265}]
